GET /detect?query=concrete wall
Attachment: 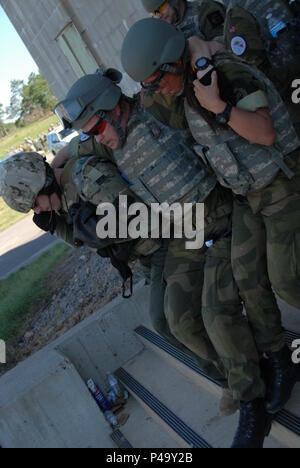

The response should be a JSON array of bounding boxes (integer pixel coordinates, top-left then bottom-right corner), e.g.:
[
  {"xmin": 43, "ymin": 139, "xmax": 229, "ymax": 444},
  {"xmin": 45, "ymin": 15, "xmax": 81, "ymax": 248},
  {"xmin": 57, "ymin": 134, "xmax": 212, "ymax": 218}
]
[
  {"xmin": 0, "ymin": 282, "xmax": 150, "ymax": 448},
  {"xmin": 0, "ymin": 0, "xmax": 147, "ymax": 99}
]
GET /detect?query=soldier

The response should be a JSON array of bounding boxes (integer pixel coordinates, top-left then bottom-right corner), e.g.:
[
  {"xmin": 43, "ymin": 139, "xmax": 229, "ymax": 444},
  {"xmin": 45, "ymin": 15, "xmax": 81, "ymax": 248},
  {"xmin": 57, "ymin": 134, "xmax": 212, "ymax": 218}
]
[
  {"xmin": 141, "ymin": 0, "xmax": 226, "ymax": 39},
  {"xmin": 0, "ymin": 150, "xmax": 234, "ymax": 403},
  {"xmin": 55, "ymin": 66, "xmax": 282, "ymax": 447},
  {"xmin": 120, "ymin": 18, "xmax": 300, "ymax": 447}
]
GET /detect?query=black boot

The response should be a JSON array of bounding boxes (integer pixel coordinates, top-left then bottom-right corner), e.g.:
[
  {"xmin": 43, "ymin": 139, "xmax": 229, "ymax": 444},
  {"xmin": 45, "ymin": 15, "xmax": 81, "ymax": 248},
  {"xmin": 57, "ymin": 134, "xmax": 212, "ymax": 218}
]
[
  {"xmin": 264, "ymin": 346, "xmax": 300, "ymax": 414},
  {"xmin": 231, "ymin": 399, "xmax": 273, "ymax": 449}
]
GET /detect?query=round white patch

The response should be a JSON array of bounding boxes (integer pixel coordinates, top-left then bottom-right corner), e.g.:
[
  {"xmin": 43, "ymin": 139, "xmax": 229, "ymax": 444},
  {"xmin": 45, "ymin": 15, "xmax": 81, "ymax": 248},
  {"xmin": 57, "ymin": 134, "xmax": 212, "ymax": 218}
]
[{"xmin": 231, "ymin": 36, "xmax": 247, "ymax": 56}]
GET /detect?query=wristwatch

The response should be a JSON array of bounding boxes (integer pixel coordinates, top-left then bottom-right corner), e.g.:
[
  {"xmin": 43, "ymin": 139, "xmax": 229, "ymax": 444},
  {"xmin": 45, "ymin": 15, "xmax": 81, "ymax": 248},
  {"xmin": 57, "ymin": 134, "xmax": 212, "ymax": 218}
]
[
  {"xmin": 195, "ymin": 57, "xmax": 214, "ymax": 71},
  {"xmin": 215, "ymin": 102, "xmax": 233, "ymax": 125}
]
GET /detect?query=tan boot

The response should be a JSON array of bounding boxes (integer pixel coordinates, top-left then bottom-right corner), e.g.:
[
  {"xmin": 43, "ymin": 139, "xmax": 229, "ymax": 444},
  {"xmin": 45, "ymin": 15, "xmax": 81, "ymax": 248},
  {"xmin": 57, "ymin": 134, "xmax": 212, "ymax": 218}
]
[{"xmin": 219, "ymin": 388, "xmax": 240, "ymax": 417}]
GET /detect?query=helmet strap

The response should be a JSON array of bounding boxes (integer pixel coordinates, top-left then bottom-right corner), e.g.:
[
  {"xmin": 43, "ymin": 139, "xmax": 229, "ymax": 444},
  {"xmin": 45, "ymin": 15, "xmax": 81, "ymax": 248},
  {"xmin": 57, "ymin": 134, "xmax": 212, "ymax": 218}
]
[
  {"xmin": 169, "ymin": 0, "xmax": 182, "ymax": 24},
  {"xmin": 96, "ymin": 99, "xmax": 127, "ymax": 148}
]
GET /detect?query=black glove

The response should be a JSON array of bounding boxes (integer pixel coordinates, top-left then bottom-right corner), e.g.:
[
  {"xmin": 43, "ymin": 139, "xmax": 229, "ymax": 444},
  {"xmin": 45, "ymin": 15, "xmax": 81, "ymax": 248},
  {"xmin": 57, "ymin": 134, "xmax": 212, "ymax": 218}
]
[{"xmin": 33, "ymin": 212, "xmax": 57, "ymax": 234}]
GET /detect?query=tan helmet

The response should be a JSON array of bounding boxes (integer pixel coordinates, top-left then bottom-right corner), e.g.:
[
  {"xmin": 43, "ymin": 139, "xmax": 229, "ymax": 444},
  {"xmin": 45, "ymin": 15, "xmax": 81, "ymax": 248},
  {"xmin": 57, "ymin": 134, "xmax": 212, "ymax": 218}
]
[{"xmin": 0, "ymin": 152, "xmax": 47, "ymax": 213}]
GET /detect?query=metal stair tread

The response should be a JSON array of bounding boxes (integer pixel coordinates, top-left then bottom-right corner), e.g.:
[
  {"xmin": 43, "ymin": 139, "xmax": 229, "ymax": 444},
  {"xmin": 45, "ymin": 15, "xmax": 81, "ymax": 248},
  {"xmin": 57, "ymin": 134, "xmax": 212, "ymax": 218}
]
[
  {"xmin": 116, "ymin": 348, "xmax": 287, "ymax": 448},
  {"xmin": 114, "ymin": 395, "xmax": 182, "ymax": 448},
  {"xmin": 135, "ymin": 326, "xmax": 300, "ymax": 446}
]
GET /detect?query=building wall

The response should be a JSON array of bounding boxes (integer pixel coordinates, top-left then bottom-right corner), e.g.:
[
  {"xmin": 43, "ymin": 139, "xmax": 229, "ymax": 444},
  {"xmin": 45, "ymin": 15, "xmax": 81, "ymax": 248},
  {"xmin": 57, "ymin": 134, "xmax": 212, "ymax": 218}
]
[{"xmin": 0, "ymin": 0, "xmax": 147, "ymax": 100}]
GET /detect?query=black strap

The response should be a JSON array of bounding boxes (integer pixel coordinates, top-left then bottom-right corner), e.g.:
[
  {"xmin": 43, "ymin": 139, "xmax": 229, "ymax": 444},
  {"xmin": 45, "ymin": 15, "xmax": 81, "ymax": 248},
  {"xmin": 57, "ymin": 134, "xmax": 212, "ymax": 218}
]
[{"xmin": 99, "ymin": 244, "xmax": 134, "ymax": 299}]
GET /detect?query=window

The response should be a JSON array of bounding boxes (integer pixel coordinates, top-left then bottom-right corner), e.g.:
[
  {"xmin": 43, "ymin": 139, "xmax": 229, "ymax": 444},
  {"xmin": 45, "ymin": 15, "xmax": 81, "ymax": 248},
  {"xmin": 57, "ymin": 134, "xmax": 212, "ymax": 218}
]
[{"xmin": 57, "ymin": 23, "xmax": 99, "ymax": 77}]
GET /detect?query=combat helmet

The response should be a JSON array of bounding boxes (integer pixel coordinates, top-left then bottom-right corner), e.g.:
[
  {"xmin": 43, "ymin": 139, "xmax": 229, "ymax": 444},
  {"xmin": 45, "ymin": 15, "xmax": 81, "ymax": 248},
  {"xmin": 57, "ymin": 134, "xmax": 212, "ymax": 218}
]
[
  {"xmin": 121, "ymin": 18, "xmax": 186, "ymax": 83},
  {"xmin": 54, "ymin": 68, "xmax": 123, "ymax": 131},
  {"xmin": 0, "ymin": 152, "xmax": 47, "ymax": 213},
  {"xmin": 141, "ymin": 0, "xmax": 182, "ymax": 22},
  {"xmin": 141, "ymin": 0, "xmax": 165, "ymax": 13}
]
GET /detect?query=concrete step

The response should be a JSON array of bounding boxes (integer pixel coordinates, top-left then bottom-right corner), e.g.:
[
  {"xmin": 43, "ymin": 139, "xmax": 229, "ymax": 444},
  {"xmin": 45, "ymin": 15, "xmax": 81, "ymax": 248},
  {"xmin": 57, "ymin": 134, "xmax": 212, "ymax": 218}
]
[
  {"xmin": 116, "ymin": 349, "xmax": 287, "ymax": 448},
  {"xmin": 113, "ymin": 395, "xmax": 182, "ymax": 448},
  {"xmin": 0, "ymin": 350, "xmax": 115, "ymax": 448},
  {"xmin": 134, "ymin": 326, "xmax": 300, "ymax": 448}
]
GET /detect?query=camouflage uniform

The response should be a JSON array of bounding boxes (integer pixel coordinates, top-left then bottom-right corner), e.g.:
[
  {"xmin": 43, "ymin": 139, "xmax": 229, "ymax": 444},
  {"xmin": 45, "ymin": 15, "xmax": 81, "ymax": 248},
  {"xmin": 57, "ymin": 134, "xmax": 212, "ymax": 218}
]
[
  {"xmin": 142, "ymin": 0, "xmax": 225, "ymax": 40},
  {"xmin": 108, "ymin": 95, "xmax": 269, "ymax": 401},
  {"xmin": 60, "ymin": 148, "xmax": 226, "ymax": 382},
  {"xmin": 176, "ymin": 0, "xmax": 225, "ymax": 40},
  {"xmin": 185, "ymin": 54, "xmax": 300, "ymax": 311}
]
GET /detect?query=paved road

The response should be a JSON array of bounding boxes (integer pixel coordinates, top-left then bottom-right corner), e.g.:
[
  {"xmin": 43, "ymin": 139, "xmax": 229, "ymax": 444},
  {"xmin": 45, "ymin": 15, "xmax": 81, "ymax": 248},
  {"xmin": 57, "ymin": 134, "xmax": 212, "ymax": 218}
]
[{"xmin": 0, "ymin": 216, "xmax": 58, "ymax": 280}]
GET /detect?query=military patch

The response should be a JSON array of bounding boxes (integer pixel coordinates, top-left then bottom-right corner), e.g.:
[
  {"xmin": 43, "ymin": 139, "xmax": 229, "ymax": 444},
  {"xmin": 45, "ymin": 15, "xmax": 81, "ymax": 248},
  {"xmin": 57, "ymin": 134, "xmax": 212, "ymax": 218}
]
[
  {"xmin": 80, "ymin": 133, "xmax": 91, "ymax": 143},
  {"xmin": 207, "ymin": 11, "xmax": 224, "ymax": 27},
  {"xmin": 231, "ymin": 36, "xmax": 247, "ymax": 57}
]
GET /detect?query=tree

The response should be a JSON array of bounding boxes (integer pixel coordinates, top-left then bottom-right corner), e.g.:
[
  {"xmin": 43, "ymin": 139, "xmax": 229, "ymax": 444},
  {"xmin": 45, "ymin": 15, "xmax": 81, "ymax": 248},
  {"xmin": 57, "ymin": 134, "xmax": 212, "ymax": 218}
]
[
  {"xmin": 0, "ymin": 104, "xmax": 8, "ymax": 137},
  {"xmin": 6, "ymin": 80, "xmax": 24, "ymax": 121},
  {"xmin": 0, "ymin": 103, "xmax": 5, "ymax": 125},
  {"xmin": 21, "ymin": 73, "xmax": 56, "ymax": 117}
]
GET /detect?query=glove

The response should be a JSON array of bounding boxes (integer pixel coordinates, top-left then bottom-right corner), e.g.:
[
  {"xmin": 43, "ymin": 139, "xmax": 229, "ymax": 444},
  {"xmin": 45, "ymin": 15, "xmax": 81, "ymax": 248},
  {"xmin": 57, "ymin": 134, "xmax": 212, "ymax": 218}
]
[{"xmin": 33, "ymin": 212, "xmax": 57, "ymax": 234}]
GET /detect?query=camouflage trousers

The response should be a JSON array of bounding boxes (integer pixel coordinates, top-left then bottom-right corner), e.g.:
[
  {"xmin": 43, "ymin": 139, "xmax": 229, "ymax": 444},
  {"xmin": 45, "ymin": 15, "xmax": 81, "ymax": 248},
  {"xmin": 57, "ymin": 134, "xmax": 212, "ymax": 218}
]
[
  {"xmin": 202, "ymin": 237, "xmax": 266, "ymax": 402},
  {"xmin": 246, "ymin": 150, "xmax": 300, "ymax": 310},
  {"xmin": 231, "ymin": 197, "xmax": 286, "ymax": 354},
  {"xmin": 148, "ymin": 240, "xmax": 226, "ymax": 384}
]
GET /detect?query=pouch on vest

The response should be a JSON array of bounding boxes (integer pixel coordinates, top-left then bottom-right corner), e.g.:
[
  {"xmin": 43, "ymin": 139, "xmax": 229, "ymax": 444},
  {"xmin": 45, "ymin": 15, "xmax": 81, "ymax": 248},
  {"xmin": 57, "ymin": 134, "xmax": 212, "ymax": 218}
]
[
  {"xmin": 197, "ymin": 1, "xmax": 226, "ymax": 40},
  {"xmin": 204, "ymin": 143, "xmax": 253, "ymax": 196}
]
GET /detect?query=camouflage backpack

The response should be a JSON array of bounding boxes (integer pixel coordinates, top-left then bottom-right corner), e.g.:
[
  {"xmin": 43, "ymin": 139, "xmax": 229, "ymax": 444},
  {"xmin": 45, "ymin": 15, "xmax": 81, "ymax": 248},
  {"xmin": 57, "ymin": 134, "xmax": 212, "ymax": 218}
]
[{"xmin": 179, "ymin": 0, "xmax": 225, "ymax": 39}]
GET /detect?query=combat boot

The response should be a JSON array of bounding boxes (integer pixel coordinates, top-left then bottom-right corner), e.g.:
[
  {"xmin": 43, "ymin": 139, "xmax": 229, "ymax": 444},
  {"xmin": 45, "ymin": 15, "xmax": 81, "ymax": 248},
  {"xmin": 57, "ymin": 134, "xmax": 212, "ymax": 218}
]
[
  {"xmin": 264, "ymin": 346, "xmax": 300, "ymax": 414},
  {"xmin": 231, "ymin": 399, "xmax": 273, "ymax": 449}
]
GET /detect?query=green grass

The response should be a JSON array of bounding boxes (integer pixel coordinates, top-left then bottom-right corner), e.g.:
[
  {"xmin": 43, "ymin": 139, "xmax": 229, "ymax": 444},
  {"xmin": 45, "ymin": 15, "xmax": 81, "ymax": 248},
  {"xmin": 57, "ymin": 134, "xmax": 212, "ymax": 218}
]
[
  {"xmin": 0, "ymin": 198, "xmax": 28, "ymax": 233},
  {"xmin": 0, "ymin": 114, "xmax": 59, "ymax": 160},
  {"xmin": 0, "ymin": 242, "xmax": 69, "ymax": 343}
]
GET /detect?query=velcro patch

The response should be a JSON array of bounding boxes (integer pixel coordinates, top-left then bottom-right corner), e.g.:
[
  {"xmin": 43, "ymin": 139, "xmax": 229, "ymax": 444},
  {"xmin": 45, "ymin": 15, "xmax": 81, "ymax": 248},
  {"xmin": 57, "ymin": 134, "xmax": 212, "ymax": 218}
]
[{"xmin": 80, "ymin": 133, "xmax": 91, "ymax": 142}]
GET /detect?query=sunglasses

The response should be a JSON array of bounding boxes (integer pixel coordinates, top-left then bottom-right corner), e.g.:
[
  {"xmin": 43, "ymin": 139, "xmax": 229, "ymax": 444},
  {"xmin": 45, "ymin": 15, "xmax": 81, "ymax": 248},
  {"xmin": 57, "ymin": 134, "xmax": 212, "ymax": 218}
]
[
  {"xmin": 141, "ymin": 70, "xmax": 165, "ymax": 92},
  {"xmin": 141, "ymin": 63, "xmax": 183, "ymax": 91},
  {"xmin": 85, "ymin": 117, "xmax": 108, "ymax": 136},
  {"xmin": 152, "ymin": 0, "xmax": 168, "ymax": 16}
]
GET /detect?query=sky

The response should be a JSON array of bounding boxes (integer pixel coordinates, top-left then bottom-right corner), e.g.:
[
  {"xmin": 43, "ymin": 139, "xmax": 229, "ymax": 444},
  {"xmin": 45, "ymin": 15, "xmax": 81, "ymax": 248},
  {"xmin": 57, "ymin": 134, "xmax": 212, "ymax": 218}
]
[{"xmin": 0, "ymin": 5, "xmax": 39, "ymax": 111}]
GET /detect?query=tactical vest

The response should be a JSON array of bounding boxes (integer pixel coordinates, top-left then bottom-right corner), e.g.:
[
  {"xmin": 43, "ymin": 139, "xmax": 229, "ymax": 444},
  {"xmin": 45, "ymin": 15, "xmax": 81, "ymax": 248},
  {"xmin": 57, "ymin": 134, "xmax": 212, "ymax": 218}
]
[
  {"xmin": 60, "ymin": 158, "xmax": 80, "ymax": 214},
  {"xmin": 184, "ymin": 53, "xmax": 300, "ymax": 196},
  {"xmin": 63, "ymin": 155, "xmax": 161, "ymax": 258},
  {"xmin": 68, "ymin": 134, "xmax": 115, "ymax": 162},
  {"xmin": 179, "ymin": 0, "xmax": 225, "ymax": 39},
  {"xmin": 113, "ymin": 106, "xmax": 216, "ymax": 206}
]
